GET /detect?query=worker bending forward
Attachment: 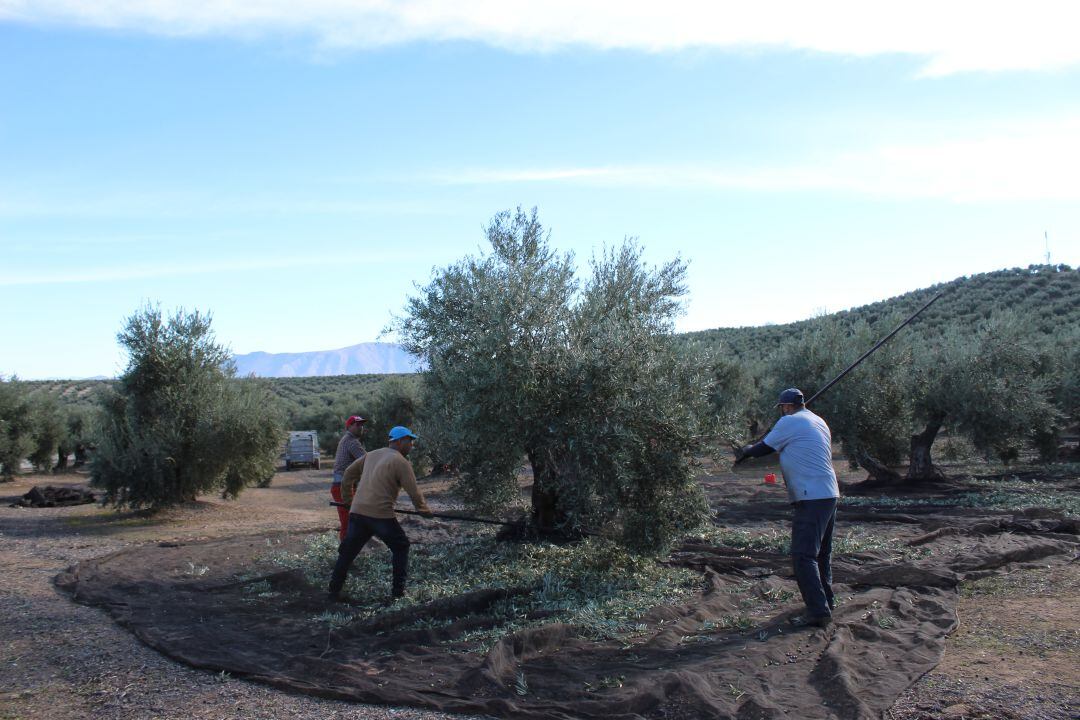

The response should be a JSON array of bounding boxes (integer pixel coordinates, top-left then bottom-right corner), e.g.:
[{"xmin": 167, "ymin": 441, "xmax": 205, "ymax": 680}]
[
  {"xmin": 738, "ymin": 388, "xmax": 840, "ymax": 627},
  {"xmin": 328, "ymin": 426, "xmax": 432, "ymax": 602}
]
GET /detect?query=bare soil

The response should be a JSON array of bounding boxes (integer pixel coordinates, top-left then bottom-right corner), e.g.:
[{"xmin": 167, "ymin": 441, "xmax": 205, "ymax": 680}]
[
  {"xmin": 1, "ymin": 460, "xmax": 1077, "ymax": 720},
  {"xmin": 716, "ymin": 457, "xmax": 1080, "ymax": 720},
  {"xmin": 884, "ymin": 564, "xmax": 1080, "ymax": 720}
]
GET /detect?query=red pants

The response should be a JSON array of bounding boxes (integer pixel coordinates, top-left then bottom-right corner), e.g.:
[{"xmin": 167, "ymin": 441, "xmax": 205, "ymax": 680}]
[{"xmin": 330, "ymin": 484, "xmax": 349, "ymax": 541}]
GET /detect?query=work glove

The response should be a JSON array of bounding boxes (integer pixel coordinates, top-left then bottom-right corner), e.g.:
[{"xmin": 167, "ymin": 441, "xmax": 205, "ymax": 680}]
[{"xmin": 733, "ymin": 444, "xmax": 752, "ymax": 464}]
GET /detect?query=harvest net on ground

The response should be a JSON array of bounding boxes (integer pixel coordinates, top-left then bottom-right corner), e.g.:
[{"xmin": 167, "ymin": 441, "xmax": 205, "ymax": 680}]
[{"xmin": 57, "ymin": 479, "xmax": 1078, "ymax": 720}]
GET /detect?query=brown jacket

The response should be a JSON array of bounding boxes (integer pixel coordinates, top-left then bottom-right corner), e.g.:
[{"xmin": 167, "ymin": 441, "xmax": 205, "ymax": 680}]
[{"xmin": 343, "ymin": 447, "xmax": 430, "ymax": 518}]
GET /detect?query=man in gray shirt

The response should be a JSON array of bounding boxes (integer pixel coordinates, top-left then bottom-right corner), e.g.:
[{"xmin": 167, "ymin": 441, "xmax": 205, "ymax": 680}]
[
  {"xmin": 332, "ymin": 415, "xmax": 367, "ymax": 541},
  {"xmin": 736, "ymin": 388, "xmax": 839, "ymax": 627}
]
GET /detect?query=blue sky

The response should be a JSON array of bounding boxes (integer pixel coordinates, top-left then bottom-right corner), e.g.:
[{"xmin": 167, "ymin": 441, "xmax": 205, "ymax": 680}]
[{"xmin": 2, "ymin": 2, "xmax": 1078, "ymax": 379}]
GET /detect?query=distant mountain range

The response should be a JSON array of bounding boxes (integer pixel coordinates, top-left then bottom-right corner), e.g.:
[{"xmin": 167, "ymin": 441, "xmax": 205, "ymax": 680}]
[{"xmin": 233, "ymin": 342, "xmax": 424, "ymax": 377}]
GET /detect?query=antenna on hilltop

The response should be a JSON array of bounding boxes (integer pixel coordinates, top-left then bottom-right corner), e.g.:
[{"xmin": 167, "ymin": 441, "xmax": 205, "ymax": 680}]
[{"xmin": 1044, "ymin": 230, "xmax": 1052, "ymax": 265}]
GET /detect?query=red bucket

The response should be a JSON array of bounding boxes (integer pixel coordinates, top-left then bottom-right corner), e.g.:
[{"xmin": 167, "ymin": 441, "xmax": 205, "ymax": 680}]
[{"xmin": 764, "ymin": 473, "xmax": 777, "ymax": 485}]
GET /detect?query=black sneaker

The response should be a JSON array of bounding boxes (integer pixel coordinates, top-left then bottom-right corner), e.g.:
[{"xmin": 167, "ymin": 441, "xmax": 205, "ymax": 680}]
[
  {"xmin": 791, "ymin": 614, "xmax": 832, "ymax": 628},
  {"xmin": 326, "ymin": 591, "xmax": 350, "ymax": 603}
]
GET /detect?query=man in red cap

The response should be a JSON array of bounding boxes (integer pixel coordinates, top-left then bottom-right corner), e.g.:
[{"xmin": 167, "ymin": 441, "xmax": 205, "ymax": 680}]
[{"xmin": 331, "ymin": 415, "xmax": 366, "ymax": 540}]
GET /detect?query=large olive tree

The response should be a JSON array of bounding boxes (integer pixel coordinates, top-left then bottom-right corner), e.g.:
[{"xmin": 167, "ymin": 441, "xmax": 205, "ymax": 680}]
[
  {"xmin": 904, "ymin": 316, "xmax": 1060, "ymax": 479},
  {"xmin": 92, "ymin": 307, "xmax": 283, "ymax": 508},
  {"xmin": 398, "ymin": 208, "xmax": 709, "ymax": 553}
]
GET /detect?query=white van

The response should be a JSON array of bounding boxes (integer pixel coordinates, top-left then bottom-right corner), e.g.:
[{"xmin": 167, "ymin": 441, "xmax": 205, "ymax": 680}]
[{"xmin": 284, "ymin": 431, "xmax": 320, "ymax": 470}]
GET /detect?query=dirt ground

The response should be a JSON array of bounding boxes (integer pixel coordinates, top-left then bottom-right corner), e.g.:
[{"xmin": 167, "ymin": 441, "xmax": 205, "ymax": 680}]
[
  {"xmin": 1, "ymin": 461, "xmax": 1077, "ymax": 719},
  {"xmin": 708, "ymin": 457, "xmax": 1080, "ymax": 720},
  {"xmin": 0, "ymin": 467, "xmax": 482, "ymax": 720},
  {"xmin": 886, "ymin": 562, "xmax": 1080, "ymax": 720}
]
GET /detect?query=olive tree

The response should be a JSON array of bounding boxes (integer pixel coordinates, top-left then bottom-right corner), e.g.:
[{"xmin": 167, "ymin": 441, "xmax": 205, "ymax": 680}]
[
  {"xmin": 362, "ymin": 377, "xmax": 432, "ymax": 475},
  {"xmin": 398, "ymin": 208, "xmax": 709, "ymax": 553},
  {"xmin": 904, "ymin": 316, "xmax": 1060, "ymax": 479},
  {"xmin": 56, "ymin": 407, "xmax": 94, "ymax": 470},
  {"xmin": 92, "ymin": 307, "xmax": 283, "ymax": 508},
  {"xmin": 763, "ymin": 313, "xmax": 1057, "ymax": 482},
  {"xmin": 27, "ymin": 393, "xmax": 64, "ymax": 473},
  {"xmin": 704, "ymin": 350, "xmax": 764, "ymax": 441},
  {"xmin": 1037, "ymin": 327, "xmax": 1080, "ymax": 460},
  {"xmin": 0, "ymin": 378, "xmax": 35, "ymax": 480}
]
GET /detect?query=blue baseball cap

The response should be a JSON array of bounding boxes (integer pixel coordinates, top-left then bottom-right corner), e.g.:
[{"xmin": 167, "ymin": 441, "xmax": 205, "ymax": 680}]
[
  {"xmin": 388, "ymin": 426, "xmax": 418, "ymax": 441},
  {"xmin": 776, "ymin": 388, "xmax": 805, "ymax": 406}
]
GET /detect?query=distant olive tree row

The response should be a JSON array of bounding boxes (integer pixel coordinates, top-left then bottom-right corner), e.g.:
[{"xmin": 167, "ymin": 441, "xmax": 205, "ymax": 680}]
[
  {"xmin": 0, "ymin": 379, "xmax": 94, "ymax": 480},
  {"xmin": 2, "ymin": 326, "xmax": 426, "ymax": 499},
  {"xmin": 706, "ymin": 307, "xmax": 1079, "ymax": 482},
  {"xmin": 683, "ymin": 264, "xmax": 1078, "ymax": 359}
]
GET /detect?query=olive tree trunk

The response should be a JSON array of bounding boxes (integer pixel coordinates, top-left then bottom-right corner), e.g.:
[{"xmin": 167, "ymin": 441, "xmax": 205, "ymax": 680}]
[
  {"xmin": 54, "ymin": 446, "xmax": 69, "ymax": 472},
  {"xmin": 906, "ymin": 412, "xmax": 947, "ymax": 481},
  {"xmin": 73, "ymin": 443, "xmax": 88, "ymax": 467},
  {"xmin": 527, "ymin": 446, "xmax": 569, "ymax": 533}
]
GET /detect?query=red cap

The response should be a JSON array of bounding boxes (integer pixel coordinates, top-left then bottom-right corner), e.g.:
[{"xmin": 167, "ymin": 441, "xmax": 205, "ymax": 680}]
[{"xmin": 345, "ymin": 415, "xmax": 366, "ymax": 428}]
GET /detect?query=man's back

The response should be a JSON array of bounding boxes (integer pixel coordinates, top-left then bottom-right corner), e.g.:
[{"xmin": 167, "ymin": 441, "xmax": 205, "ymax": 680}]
[
  {"xmin": 764, "ymin": 409, "xmax": 839, "ymax": 502},
  {"xmin": 348, "ymin": 447, "xmax": 429, "ymax": 518}
]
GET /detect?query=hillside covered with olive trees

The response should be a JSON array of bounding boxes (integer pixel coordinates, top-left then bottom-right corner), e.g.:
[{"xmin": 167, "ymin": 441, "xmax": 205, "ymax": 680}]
[{"xmin": 682, "ymin": 264, "xmax": 1078, "ymax": 360}]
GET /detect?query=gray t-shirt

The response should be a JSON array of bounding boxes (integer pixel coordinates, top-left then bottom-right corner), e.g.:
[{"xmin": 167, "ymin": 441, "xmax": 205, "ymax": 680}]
[{"xmin": 763, "ymin": 408, "xmax": 839, "ymax": 503}]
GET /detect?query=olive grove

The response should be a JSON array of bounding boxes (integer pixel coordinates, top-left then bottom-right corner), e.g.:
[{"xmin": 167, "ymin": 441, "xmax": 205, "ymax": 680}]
[{"xmin": 748, "ymin": 310, "xmax": 1067, "ymax": 483}]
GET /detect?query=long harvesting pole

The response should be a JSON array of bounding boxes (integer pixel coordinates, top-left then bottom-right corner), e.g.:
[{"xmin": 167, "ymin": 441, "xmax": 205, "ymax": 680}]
[
  {"xmin": 803, "ymin": 291, "xmax": 943, "ymax": 407},
  {"xmin": 733, "ymin": 290, "xmax": 944, "ymax": 462},
  {"xmin": 330, "ymin": 500, "xmax": 521, "ymax": 527}
]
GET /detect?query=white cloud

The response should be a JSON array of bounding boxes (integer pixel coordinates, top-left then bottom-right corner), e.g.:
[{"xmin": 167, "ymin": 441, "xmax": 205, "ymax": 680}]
[
  {"xmin": 433, "ymin": 167, "xmax": 617, "ymax": 184},
  {"xmin": 0, "ymin": 251, "xmax": 402, "ymax": 287},
  {"xmin": 0, "ymin": 191, "xmax": 442, "ymax": 219},
  {"xmin": 2, "ymin": 1, "xmax": 1079, "ymax": 75},
  {"xmin": 436, "ymin": 116, "xmax": 1080, "ymax": 202}
]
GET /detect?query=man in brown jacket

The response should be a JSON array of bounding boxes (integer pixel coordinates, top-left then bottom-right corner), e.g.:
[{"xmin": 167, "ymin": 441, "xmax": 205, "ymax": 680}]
[{"xmin": 328, "ymin": 426, "xmax": 432, "ymax": 602}]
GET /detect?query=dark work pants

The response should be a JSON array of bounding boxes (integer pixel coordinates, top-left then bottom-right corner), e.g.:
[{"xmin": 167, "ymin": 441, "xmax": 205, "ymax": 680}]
[
  {"xmin": 791, "ymin": 497, "xmax": 837, "ymax": 619},
  {"xmin": 328, "ymin": 513, "xmax": 410, "ymax": 596}
]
